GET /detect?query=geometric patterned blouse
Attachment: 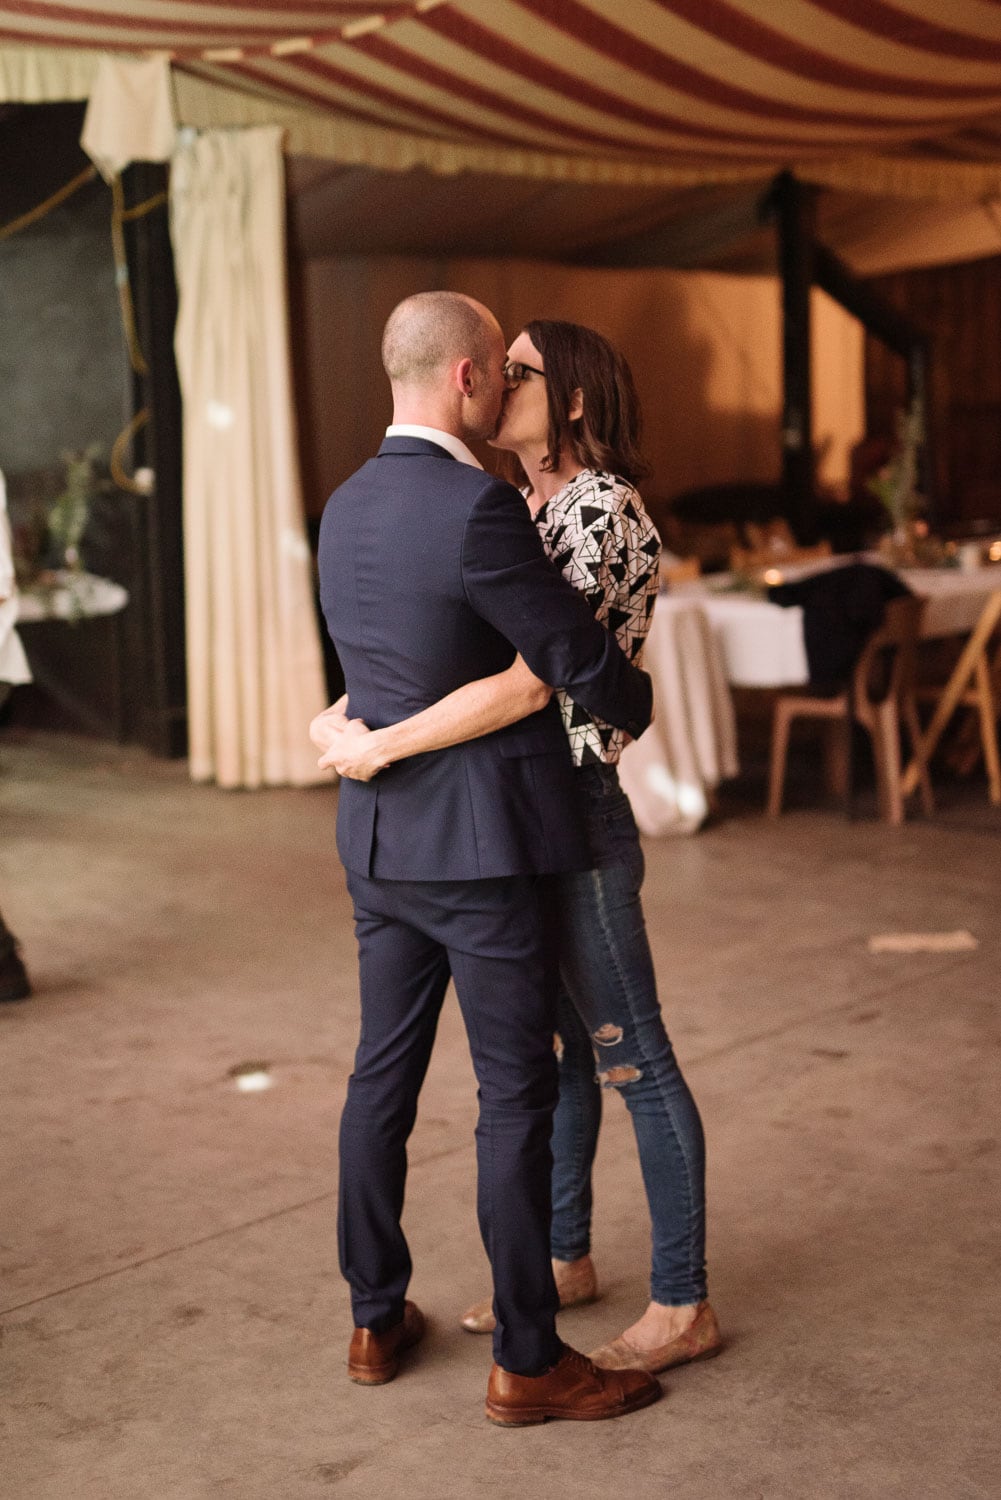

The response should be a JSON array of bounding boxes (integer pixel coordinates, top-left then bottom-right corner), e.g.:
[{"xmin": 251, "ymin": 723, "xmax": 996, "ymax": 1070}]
[{"xmin": 533, "ymin": 468, "xmax": 661, "ymax": 766}]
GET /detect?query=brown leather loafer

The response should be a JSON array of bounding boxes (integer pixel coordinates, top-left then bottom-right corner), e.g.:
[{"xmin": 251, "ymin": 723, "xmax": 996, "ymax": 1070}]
[
  {"xmin": 485, "ymin": 1345, "xmax": 660, "ymax": 1426},
  {"xmin": 588, "ymin": 1300, "xmax": 723, "ymax": 1375},
  {"xmin": 461, "ymin": 1255, "xmax": 598, "ymax": 1334},
  {"xmin": 347, "ymin": 1301, "xmax": 426, "ymax": 1385}
]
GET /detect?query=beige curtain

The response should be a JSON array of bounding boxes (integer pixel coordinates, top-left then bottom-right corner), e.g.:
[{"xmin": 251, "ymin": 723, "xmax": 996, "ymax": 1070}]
[
  {"xmin": 170, "ymin": 126, "xmax": 328, "ymax": 788},
  {"xmin": 81, "ymin": 54, "xmax": 176, "ymax": 180},
  {"xmin": 0, "ymin": 46, "xmax": 96, "ymax": 103}
]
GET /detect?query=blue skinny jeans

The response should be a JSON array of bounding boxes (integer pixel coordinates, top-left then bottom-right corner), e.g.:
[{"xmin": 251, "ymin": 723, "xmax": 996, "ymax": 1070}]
[{"xmin": 548, "ymin": 763, "xmax": 708, "ymax": 1306}]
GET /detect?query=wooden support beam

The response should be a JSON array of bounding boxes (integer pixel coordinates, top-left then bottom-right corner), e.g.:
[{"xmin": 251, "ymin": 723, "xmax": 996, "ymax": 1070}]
[
  {"xmin": 813, "ymin": 243, "xmax": 920, "ymax": 356},
  {"xmin": 771, "ymin": 172, "xmax": 816, "ymax": 541},
  {"xmin": 120, "ymin": 162, "xmax": 187, "ymax": 758}
]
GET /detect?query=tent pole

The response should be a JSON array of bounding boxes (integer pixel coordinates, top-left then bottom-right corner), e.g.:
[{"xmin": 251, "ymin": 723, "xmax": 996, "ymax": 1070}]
[
  {"xmin": 120, "ymin": 161, "xmax": 187, "ymax": 758},
  {"xmin": 907, "ymin": 340, "xmax": 936, "ymax": 526},
  {"xmin": 772, "ymin": 172, "xmax": 817, "ymax": 540}
]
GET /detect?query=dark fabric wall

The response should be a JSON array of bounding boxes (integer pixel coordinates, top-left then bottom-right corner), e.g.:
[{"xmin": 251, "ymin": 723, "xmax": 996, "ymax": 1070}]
[
  {"xmin": 0, "ymin": 106, "xmax": 128, "ymax": 476},
  {"xmin": 865, "ymin": 254, "xmax": 1001, "ymax": 531},
  {"xmin": 1, "ymin": 107, "xmax": 187, "ymax": 751}
]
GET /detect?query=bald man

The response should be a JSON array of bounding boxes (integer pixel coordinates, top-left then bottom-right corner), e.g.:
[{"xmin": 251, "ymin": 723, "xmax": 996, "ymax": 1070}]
[{"xmin": 317, "ymin": 292, "xmax": 659, "ymax": 1424}]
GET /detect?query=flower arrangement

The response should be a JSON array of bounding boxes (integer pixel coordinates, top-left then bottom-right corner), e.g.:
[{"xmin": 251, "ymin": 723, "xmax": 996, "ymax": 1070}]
[
  {"xmin": 46, "ymin": 445, "xmax": 104, "ymax": 572},
  {"xmin": 14, "ymin": 447, "xmax": 108, "ymax": 619},
  {"xmin": 867, "ymin": 399, "xmax": 925, "ymax": 531}
]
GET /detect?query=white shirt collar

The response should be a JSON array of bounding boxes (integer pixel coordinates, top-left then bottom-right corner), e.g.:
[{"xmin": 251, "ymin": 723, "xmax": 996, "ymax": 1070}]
[{"xmin": 385, "ymin": 424, "xmax": 483, "ymax": 470}]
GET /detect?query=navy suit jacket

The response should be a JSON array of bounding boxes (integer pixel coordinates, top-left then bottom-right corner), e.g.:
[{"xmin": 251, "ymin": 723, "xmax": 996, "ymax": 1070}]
[{"xmin": 318, "ymin": 436, "xmax": 653, "ymax": 881}]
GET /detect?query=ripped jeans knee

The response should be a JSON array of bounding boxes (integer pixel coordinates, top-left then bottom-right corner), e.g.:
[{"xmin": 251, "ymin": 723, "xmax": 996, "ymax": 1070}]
[
  {"xmin": 590, "ymin": 1021, "xmax": 642, "ymax": 1088},
  {"xmin": 596, "ymin": 1062, "xmax": 643, "ymax": 1088}
]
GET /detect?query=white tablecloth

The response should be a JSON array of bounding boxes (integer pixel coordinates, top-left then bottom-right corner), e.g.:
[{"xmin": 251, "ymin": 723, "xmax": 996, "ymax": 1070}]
[
  {"xmin": 897, "ymin": 567, "xmax": 1001, "ymax": 638},
  {"xmin": 619, "ymin": 597, "xmax": 739, "ymax": 835},
  {"xmin": 671, "ymin": 563, "xmax": 1001, "ymax": 689},
  {"xmin": 17, "ymin": 571, "xmax": 129, "ymax": 623}
]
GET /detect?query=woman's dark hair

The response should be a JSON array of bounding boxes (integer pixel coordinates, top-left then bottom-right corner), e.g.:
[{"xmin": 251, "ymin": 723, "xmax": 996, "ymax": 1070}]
[{"xmin": 520, "ymin": 319, "xmax": 649, "ymax": 487}]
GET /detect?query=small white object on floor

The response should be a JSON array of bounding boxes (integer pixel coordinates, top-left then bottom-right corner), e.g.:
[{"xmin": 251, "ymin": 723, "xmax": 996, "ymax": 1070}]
[
  {"xmin": 867, "ymin": 930, "xmax": 978, "ymax": 954},
  {"xmin": 228, "ymin": 1062, "xmax": 274, "ymax": 1092}
]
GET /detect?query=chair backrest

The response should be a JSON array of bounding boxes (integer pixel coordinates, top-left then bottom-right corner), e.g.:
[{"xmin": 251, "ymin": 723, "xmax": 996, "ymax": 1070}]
[{"xmin": 853, "ymin": 594, "xmax": 926, "ymax": 709}]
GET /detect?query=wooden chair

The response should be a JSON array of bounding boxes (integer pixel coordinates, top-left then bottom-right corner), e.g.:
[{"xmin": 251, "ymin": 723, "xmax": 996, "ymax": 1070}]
[
  {"xmin": 768, "ymin": 594, "xmax": 933, "ymax": 824},
  {"xmin": 901, "ymin": 589, "xmax": 1001, "ymax": 806}
]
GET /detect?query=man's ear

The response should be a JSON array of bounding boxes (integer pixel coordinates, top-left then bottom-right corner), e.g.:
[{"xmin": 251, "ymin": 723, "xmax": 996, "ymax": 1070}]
[
  {"xmin": 569, "ymin": 387, "xmax": 584, "ymax": 422},
  {"xmin": 454, "ymin": 357, "xmax": 474, "ymax": 396}
]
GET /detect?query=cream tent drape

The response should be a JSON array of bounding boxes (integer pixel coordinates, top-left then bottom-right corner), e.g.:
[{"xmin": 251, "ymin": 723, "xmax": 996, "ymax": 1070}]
[{"xmin": 170, "ymin": 126, "xmax": 328, "ymax": 789}]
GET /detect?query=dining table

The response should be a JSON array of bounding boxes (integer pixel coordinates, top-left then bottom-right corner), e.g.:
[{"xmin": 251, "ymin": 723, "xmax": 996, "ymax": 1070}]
[
  {"xmin": 619, "ymin": 555, "xmax": 1001, "ymax": 834},
  {"xmin": 16, "ymin": 570, "xmax": 129, "ymax": 624},
  {"xmin": 668, "ymin": 558, "xmax": 1001, "ymax": 688}
]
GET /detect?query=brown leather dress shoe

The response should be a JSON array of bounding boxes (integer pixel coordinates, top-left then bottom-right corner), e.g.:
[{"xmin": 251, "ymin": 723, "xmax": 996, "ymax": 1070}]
[
  {"xmin": 588, "ymin": 1300, "xmax": 723, "ymax": 1375},
  {"xmin": 485, "ymin": 1345, "xmax": 660, "ymax": 1426},
  {"xmin": 461, "ymin": 1255, "xmax": 598, "ymax": 1334},
  {"xmin": 347, "ymin": 1301, "xmax": 426, "ymax": 1385}
]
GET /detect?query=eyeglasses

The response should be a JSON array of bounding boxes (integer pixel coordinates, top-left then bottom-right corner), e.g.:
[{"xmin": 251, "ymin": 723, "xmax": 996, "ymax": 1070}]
[{"xmin": 502, "ymin": 360, "xmax": 545, "ymax": 388}]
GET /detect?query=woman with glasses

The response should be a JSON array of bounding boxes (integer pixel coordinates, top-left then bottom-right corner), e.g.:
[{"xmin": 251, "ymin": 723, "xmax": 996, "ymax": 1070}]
[{"xmin": 312, "ymin": 320, "xmax": 720, "ymax": 1376}]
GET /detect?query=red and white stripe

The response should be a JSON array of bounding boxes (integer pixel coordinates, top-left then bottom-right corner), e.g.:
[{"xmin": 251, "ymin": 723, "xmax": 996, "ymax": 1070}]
[{"xmin": 3, "ymin": 0, "xmax": 1001, "ymax": 168}]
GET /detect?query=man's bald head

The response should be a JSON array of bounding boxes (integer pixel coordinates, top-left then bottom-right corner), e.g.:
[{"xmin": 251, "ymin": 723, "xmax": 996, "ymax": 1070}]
[{"xmin": 382, "ymin": 292, "xmax": 499, "ymax": 387}]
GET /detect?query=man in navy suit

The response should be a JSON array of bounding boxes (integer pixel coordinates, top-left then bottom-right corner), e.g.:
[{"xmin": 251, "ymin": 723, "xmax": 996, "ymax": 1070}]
[{"xmin": 317, "ymin": 292, "xmax": 659, "ymax": 1424}]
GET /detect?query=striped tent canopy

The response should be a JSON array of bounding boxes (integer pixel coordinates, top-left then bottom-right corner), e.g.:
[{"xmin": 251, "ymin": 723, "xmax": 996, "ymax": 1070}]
[
  {"xmin": 4, "ymin": 2, "xmax": 1001, "ymax": 273},
  {"xmin": 2, "ymin": 0, "xmax": 1001, "ymax": 196}
]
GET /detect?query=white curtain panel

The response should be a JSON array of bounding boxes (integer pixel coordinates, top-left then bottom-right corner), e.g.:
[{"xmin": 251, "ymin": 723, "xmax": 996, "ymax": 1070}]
[{"xmin": 170, "ymin": 126, "xmax": 328, "ymax": 789}]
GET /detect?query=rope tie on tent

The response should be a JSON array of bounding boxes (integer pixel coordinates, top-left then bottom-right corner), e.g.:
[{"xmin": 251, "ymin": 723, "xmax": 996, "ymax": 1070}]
[
  {"xmin": 163, "ymin": 0, "xmax": 450, "ymax": 60},
  {"xmin": 110, "ymin": 174, "xmax": 149, "ymax": 379},
  {"xmin": 118, "ymin": 191, "xmax": 168, "ymax": 223},
  {"xmin": 0, "ymin": 166, "xmax": 97, "ymax": 240},
  {"xmin": 108, "ymin": 174, "xmax": 161, "ymax": 497},
  {"xmin": 109, "ymin": 407, "xmax": 151, "ymax": 497}
]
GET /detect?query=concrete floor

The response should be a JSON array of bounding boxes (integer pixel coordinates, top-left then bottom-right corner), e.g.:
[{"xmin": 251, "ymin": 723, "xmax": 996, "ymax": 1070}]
[{"xmin": 1, "ymin": 732, "xmax": 999, "ymax": 1500}]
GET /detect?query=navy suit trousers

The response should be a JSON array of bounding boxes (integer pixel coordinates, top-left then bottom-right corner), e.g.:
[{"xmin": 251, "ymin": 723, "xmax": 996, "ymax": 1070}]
[{"xmin": 340, "ymin": 870, "xmax": 563, "ymax": 1375}]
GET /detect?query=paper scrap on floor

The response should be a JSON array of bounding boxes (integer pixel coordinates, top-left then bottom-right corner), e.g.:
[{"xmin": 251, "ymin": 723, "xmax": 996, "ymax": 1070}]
[{"xmin": 867, "ymin": 931, "xmax": 978, "ymax": 954}]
